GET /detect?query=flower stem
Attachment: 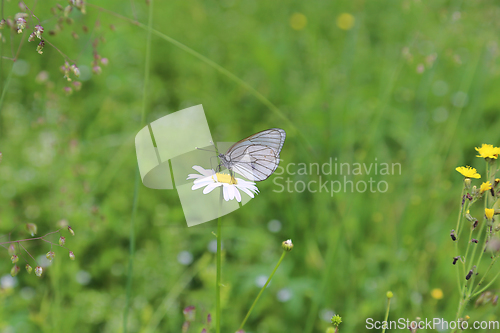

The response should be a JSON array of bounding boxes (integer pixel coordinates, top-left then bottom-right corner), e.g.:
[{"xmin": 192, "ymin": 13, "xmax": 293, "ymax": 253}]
[
  {"xmin": 454, "ymin": 186, "xmax": 465, "ymax": 294},
  {"xmin": 472, "ymin": 269, "xmax": 500, "ymax": 297},
  {"xmin": 123, "ymin": 2, "xmax": 153, "ymax": 332},
  {"xmin": 454, "ymin": 297, "xmax": 468, "ymax": 333},
  {"xmin": 381, "ymin": 296, "xmax": 392, "ymax": 333},
  {"xmin": 471, "ymin": 257, "xmax": 498, "ymax": 296},
  {"xmin": 216, "ymin": 189, "xmax": 223, "ymax": 333},
  {"xmin": 238, "ymin": 250, "xmax": 287, "ymax": 331}
]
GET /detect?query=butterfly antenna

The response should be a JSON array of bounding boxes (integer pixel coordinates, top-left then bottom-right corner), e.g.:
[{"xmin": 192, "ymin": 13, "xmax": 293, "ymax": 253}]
[
  {"xmin": 195, "ymin": 147, "xmax": 216, "ymax": 153},
  {"xmin": 210, "ymin": 140, "xmax": 220, "ymax": 156}
]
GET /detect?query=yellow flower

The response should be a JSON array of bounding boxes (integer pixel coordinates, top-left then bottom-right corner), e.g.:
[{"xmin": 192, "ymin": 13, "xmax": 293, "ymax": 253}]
[
  {"xmin": 336, "ymin": 13, "xmax": 355, "ymax": 30},
  {"xmin": 485, "ymin": 208, "xmax": 495, "ymax": 220},
  {"xmin": 455, "ymin": 166, "xmax": 481, "ymax": 179},
  {"xmin": 431, "ymin": 288, "xmax": 443, "ymax": 300},
  {"xmin": 480, "ymin": 181, "xmax": 492, "ymax": 194},
  {"xmin": 475, "ymin": 144, "xmax": 500, "ymax": 159},
  {"xmin": 289, "ymin": 13, "xmax": 307, "ymax": 31},
  {"xmin": 214, "ymin": 173, "xmax": 237, "ymax": 185}
]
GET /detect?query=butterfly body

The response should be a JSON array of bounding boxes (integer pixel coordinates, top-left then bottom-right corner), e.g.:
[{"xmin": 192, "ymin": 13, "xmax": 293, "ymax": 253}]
[{"xmin": 217, "ymin": 128, "xmax": 286, "ymax": 182}]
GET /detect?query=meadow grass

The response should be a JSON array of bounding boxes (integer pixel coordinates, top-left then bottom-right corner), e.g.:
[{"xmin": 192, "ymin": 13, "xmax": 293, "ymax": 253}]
[{"xmin": 1, "ymin": 1, "xmax": 500, "ymax": 332}]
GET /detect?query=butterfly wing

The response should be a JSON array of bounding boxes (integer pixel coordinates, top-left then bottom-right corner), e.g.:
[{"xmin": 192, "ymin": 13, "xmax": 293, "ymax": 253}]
[{"xmin": 224, "ymin": 128, "xmax": 286, "ymax": 181}]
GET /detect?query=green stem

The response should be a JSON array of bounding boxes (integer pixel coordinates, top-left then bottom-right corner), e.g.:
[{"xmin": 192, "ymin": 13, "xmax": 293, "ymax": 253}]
[
  {"xmin": 461, "ymin": 226, "xmax": 474, "ymax": 279},
  {"xmin": 455, "ymin": 186, "xmax": 465, "ymax": 235},
  {"xmin": 454, "ymin": 297, "xmax": 468, "ymax": 333},
  {"xmin": 216, "ymin": 189, "xmax": 223, "ymax": 333},
  {"xmin": 381, "ymin": 296, "xmax": 392, "ymax": 333},
  {"xmin": 239, "ymin": 251, "xmax": 287, "ymax": 331},
  {"xmin": 466, "ymin": 162, "xmax": 491, "ymax": 296},
  {"xmin": 466, "ymin": 210, "xmax": 486, "ymax": 275},
  {"xmin": 471, "ymin": 257, "xmax": 497, "ymax": 296},
  {"xmin": 454, "ymin": 186, "xmax": 465, "ymax": 294},
  {"xmin": 123, "ymin": 2, "xmax": 153, "ymax": 332},
  {"xmin": 123, "ymin": 167, "xmax": 140, "ymax": 333},
  {"xmin": 0, "ymin": 62, "xmax": 13, "ymax": 116},
  {"xmin": 472, "ymin": 269, "xmax": 500, "ymax": 297}
]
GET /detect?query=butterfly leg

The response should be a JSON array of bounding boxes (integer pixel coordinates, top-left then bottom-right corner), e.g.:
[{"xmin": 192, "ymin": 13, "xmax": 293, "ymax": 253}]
[{"xmin": 229, "ymin": 169, "xmax": 237, "ymax": 184}]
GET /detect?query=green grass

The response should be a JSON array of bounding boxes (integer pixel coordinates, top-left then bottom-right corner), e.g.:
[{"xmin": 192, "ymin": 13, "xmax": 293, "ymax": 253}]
[{"xmin": 1, "ymin": 0, "xmax": 500, "ymax": 332}]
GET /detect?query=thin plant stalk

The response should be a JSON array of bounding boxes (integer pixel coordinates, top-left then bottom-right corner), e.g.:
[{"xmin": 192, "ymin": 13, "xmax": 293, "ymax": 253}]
[
  {"xmin": 454, "ymin": 186, "xmax": 465, "ymax": 294},
  {"xmin": 123, "ymin": 1, "xmax": 154, "ymax": 332},
  {"xmin": 238, "ymin": 250, "xmax": 287, "ymax": 331},
  {"xmin": 216, "ymin": 189, "xmax": 223, "ymax": 333},
  {"xmin": 381, "ymin": 295, "xmax": 392, "ymax": 333},
  {"xmin": 473, "ymin": 269, "xmax": 500, "ymax": 297},
  {"xmin": 471, "ymin": 257, "xmax": 498, "ymax": 296}
]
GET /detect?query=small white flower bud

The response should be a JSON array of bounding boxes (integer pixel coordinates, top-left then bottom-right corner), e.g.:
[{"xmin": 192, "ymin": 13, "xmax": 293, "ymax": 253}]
[{"xmin": 282, "ymin": 239, "xmax": 294, "ymax": 252}]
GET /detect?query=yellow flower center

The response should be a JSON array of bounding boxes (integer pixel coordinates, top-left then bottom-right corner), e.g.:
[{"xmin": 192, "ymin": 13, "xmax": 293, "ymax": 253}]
[{"xmin": 214, "ymin": 173, "xmax": 237, "ymax": 185}]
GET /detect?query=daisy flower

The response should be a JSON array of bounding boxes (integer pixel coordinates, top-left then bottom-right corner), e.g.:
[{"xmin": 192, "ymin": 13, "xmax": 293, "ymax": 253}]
[{"xmin": 187, "ymin": 166, "xmax": 259, "ymax": 202}]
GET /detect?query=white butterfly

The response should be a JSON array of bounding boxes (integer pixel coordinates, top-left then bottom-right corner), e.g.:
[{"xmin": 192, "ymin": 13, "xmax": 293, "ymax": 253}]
[{"xmin": 217, "ymin": 128, "xmax": 286, "ymax": 182}]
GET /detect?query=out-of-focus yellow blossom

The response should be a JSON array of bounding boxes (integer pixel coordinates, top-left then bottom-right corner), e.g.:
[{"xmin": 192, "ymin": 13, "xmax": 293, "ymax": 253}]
[
  {"xmin": 455, "ymin": 166, "xmax": 481, "ymax": 179},
  {"xmin": 485, "ymin": 208, "xmax": 495, "ymax": 220},
  {"xmin": 475, "ymin": 144, "xmax": 500, "ymax": 159},
  {"xmin": 480, "ymin": 181, "xmax": 492, "ymax": 194},
  {"xmin": 336, "ymin": 13, "xmax": 355, "ymax": 30},
  {"xmin": 290, "ymin": 13, "xmax": 307, "ymax": 31},
  {"xmin": 431, "ymin": 288, "xmax": 443, "ymax": 300}
]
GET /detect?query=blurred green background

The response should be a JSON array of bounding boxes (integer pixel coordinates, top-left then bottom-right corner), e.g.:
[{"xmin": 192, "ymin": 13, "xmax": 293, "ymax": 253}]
[{"xmin": 1, "ymin": 0, "xmax": 500, "ymax": 332}]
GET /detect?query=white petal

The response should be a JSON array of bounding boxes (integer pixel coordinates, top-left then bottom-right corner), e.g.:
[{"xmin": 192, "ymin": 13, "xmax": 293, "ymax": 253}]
[
  {"xmin": 235, "ymin": 179, "xmax": 259, "ymax": 192},
  {"xmin": 236, "ymin": 178, "xmax": 257, "ymax": 187},
  {"xmin": 187, "ymin": 173, "xmax": 203, "ymax": 180},
  {"xmin": 234, "ymin": 187, "xmax": 241, "ymax": 202},
  {"xmin": 228, "ymin": 185, "xmax": 236, "ymax": 200},
  {"xmin": 192, "ymin": 165, "xmax": 214, "ymax": 176},
  {"xmin": 192, "ymin": 181, "xmax": 211, "ymax": 190},
  {"xmin": 237, "ymin": 183, "xmax": 259, "ymax": 194},
  {"xmin": 223, "ymin": 185, "xmax": 230, "ymax": 201},
  {"xmin": 193, "ymin": 175, "xmax": 214, "ymax": 185},
  {"xmin": 238, "ymin": 186, "xmax": 255, "ymax": 199},
  {"xmin": 203, "ymin": 182, "xmax": 221, "ymax": 194}
]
